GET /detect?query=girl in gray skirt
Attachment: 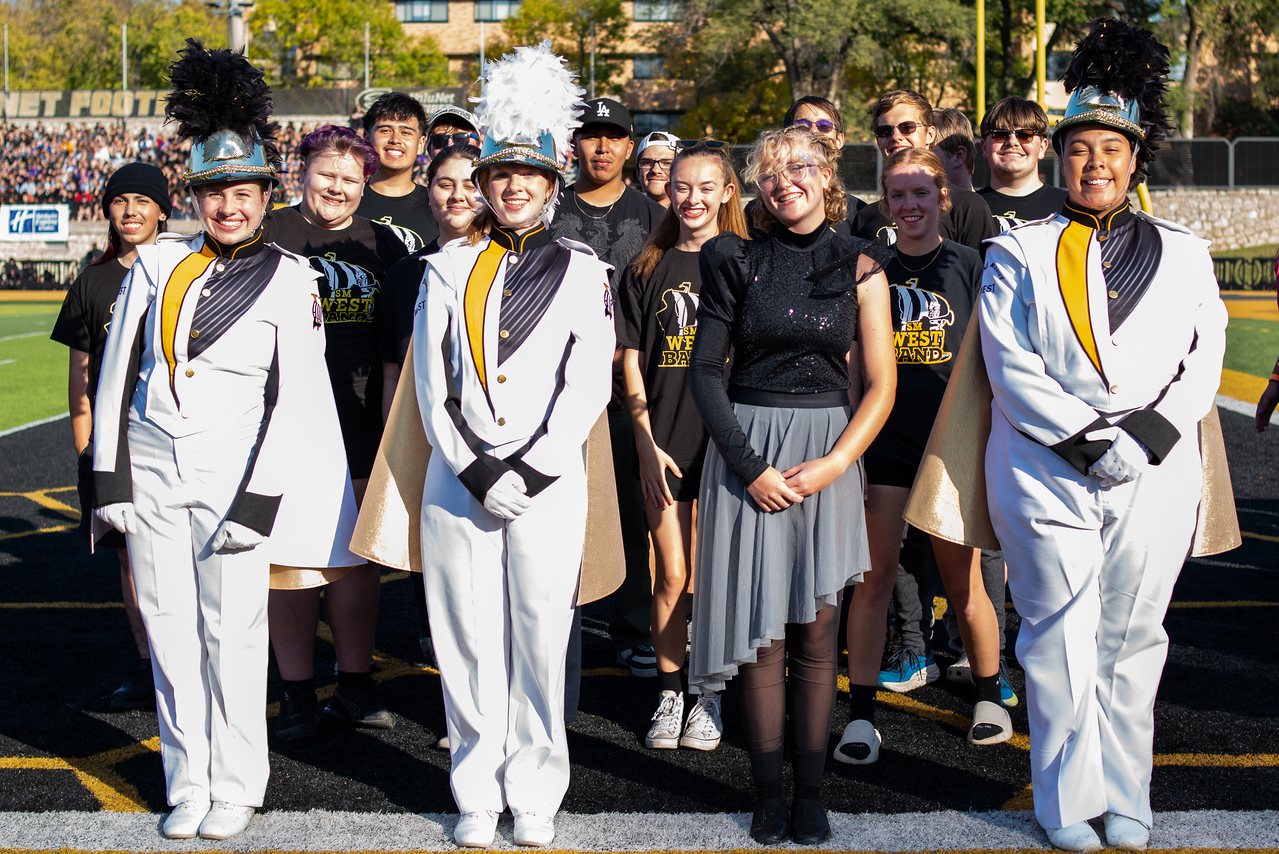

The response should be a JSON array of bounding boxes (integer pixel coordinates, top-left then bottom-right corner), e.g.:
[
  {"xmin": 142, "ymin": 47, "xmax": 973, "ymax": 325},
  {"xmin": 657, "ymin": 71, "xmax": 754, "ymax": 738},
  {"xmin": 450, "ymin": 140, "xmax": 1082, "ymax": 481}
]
[{"xmin": 687, "ymin": 127, "xmax": 896, "ymax": 845}]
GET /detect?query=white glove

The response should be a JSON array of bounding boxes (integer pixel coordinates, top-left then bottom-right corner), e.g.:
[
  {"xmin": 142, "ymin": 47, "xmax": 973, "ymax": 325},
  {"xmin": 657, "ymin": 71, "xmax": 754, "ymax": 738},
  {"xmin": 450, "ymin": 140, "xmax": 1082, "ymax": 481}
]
[
  {"xmin": 483, "ymin": 470, "xmax": 531, "ymax": 520},
  {"xmin": 94, "ymin": 503, "xmax": 137, "ymax": 535},
  {"xmin": 211, "ymin": 520, "xmax": 265, "ymax": 552},
  {"xmin": 1088, "ymin": 430, "xmax": 1151, "ymax": 488}
]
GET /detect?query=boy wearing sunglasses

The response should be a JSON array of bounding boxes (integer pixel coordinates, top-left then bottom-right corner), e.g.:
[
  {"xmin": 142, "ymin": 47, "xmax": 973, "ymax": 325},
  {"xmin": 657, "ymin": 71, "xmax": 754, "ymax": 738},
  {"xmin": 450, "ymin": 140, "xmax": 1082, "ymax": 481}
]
[
  {"xmin": 852, "ymin": 90, "xmax": 996, "ymax": 255},
  {"xmin": 358, "ymin": 92, "xmax": 439, "ymax": 252},
  {"xmin": 977, "ymin": 96, "xmax": 1068, "ymax": 232}
]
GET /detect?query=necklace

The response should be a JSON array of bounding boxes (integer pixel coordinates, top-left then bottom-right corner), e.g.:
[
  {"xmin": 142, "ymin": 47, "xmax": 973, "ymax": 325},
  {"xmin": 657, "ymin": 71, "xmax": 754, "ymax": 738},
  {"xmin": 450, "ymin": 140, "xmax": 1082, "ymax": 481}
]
[
  {"xmin": 573, "ymin": 190, "xmax": 619, "ymax": 220},
  {"xmin": 896, "ymin": 242, "xmax": 943, "ymax": 273}
]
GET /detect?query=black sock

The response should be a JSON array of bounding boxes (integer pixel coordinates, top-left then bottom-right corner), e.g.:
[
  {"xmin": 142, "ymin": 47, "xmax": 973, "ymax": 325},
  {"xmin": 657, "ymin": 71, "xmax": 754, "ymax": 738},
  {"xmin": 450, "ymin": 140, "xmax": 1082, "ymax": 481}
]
[
  {"xmin": 282, "ymin": 678, "xmax": 315, "ymax": 700},
  {"xmin": 749, "ymin": 748, "xmax": 784, "ymax": 801},
  {"xmin": 337, "ymin": 670, "xmax": 376, "ymax": 696},
  {"xmin": 974, "ymin": 672, "xmax": 1002, "ymax": 705},
  {"xmin": 791, "ymin": 749, "xmax": 826, "ymax": 801},
  {"xmin": 848, "ymin": 682, "xmax": 876, "ymax": 724},
  {"xmin": 657, "ymin": 668, "xmax": 684, "ymax": 696}
]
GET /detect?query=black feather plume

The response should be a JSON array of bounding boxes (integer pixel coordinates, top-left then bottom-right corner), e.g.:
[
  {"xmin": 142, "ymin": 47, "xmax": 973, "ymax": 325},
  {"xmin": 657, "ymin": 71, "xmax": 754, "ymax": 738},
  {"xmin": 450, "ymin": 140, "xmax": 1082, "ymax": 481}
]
[
  {"xmin": 1061, "ymin": 18, "xmax": 1173, "ymax": 179},
  {"xmin": 165, "ymin": 39, "xmax": 281, "ymax": 169}
]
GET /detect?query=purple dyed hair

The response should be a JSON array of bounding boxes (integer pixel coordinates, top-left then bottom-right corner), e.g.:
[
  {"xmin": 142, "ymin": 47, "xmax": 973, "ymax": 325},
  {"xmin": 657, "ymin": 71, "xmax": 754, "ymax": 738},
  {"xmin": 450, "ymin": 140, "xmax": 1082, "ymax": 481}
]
[{"xmin": 298, "ymin": 124, "xmax": 379, "ymax": 179}]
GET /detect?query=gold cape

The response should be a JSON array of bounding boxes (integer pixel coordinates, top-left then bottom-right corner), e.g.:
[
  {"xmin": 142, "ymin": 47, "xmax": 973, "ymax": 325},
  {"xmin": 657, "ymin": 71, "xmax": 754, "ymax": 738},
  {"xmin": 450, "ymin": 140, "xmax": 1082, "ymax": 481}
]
[
  {"xmin": 348, "ymin": 338, "xmax": 625, "ymax": 605},
  {"xmin": 903, "ymin": 321, "xmax": 1241, "ymax": 557}
]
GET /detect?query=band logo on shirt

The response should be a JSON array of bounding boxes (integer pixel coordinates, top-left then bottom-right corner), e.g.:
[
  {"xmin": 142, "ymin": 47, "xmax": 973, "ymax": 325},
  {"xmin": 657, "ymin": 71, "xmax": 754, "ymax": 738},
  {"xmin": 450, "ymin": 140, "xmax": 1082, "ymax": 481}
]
[
  {"xmin": 657, "ymin": 283, "xmax": 698, "ymax": 367},
  {"xmin": 371, "ymin": 216, "xmax": 424, "ymax": 253},
  {"xmin": 891, "ymin": 283, "xmax": 955, "ymax": 364},
  {"xmin": 312, "ymin": 253, "xmax": 379, "ymax": 324}
]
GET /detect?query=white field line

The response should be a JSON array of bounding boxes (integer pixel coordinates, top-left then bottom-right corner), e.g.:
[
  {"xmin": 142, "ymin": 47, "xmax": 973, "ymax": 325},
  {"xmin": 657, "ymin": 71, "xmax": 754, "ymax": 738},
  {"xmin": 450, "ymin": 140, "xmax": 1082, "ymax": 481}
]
[
  {"xmin": 0, "ymin": 331, "xmax": 47, "ymax": 342},
  {"xmin": 0, "ymin": 809, "xmax": 1275, "ymax": 852},
  {"xmin": 1217, "ymin": 393, "xmax": 1257, "ymax": 418},
  {"xmin": 0, "ymin": 412, "xmax": 68, "ymax": 439}
]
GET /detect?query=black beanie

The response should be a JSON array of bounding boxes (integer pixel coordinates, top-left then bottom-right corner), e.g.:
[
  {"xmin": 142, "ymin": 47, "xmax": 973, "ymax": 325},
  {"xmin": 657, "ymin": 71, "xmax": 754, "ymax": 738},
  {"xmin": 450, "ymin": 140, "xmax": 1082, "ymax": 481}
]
[{"xmin": 101, "ymin": 162, "xmax": 173, "ymax": 219}]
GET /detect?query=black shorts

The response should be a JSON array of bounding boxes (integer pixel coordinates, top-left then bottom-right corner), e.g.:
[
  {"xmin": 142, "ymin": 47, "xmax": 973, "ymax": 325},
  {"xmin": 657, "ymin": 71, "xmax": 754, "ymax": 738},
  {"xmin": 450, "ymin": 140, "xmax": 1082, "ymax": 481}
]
[
  {"xmin": 863, "ymin": 449, "xmax": 919, "ymax": 489},
  {"xmin": 330, "ymin": 369, "xmax": 384, "ymax": 480},
  {"xmin": 77, "ymin": 442, "xmax": 126, "ymax": 549},
  {"xmin": 666, "ymin": 457, "xmax": 703, "ymax": 503}
]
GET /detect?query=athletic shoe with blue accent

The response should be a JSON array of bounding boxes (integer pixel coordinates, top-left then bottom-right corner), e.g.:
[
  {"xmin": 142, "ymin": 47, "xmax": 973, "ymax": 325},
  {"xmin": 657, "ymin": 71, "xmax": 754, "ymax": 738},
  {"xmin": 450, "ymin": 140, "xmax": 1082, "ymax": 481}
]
[
  {"xmin": 999, "ymin": 656, "xmax": 1019, "ymax": 707},
  {"xmin": 878, "ymin": 647, "xmax": 940, "ymax": 692}
]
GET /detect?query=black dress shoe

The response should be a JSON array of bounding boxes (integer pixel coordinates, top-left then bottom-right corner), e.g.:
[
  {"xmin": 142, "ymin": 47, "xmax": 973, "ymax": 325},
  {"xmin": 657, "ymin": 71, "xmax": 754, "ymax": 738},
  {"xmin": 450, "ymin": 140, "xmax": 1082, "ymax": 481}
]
[
  {"xmin": 109, "ymin": 659, "xmax": 155, "ymax": 711},
  {"xmin": 750, "ymin": 796, "xmax": 790, "ymax": 845},
  {"xmin": 791, "ymin": 797, "xmax": 832, "ymax": 845}
]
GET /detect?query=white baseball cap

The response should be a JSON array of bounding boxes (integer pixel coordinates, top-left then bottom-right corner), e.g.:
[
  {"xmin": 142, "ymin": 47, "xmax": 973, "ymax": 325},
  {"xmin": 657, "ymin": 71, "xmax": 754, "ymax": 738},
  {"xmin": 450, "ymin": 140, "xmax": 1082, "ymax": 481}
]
[{"xmin": 636, "ymin": 131, "xmax": 679, "ymax": 157}]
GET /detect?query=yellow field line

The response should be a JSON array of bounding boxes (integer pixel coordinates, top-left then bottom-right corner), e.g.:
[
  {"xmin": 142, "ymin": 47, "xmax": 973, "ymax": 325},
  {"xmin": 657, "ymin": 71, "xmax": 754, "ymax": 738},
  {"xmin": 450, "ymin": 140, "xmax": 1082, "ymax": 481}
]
[
  {"xmin": 1242, "ymin": 530, "xmax": 1279, "ymax": 543},
  {"xmin": 0, "ymin": 522, "xmax": 77, "ymax": 541},
  {"xmin": 0, "ymin": 737, "xmax": 158, "ymax": 812},
  {"xmin": 1168, "ymin": 600, "xmax": 1278, "ymax": 608},
  {"xmin": 1219, "ymin": 368, "xmax": 1267, "ymax": 404},
  {"xmin": 0, "ymin": 486, "xmax": 76, "ymax": 497},
  {"xmin": 1154, "ymin": 753, "xmax": 1279, "ymax": 767},
  {"xmin": 22, "ymin": 489, "xmax": 81, "ymax": 518}
]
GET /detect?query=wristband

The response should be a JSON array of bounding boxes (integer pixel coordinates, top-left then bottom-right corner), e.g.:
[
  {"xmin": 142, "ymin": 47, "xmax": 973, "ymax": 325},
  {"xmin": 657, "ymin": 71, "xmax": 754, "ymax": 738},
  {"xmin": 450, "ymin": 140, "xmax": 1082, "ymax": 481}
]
[{"xmin": 1270, "ymin": 373, "xmax": 1279, "ymax": 384}]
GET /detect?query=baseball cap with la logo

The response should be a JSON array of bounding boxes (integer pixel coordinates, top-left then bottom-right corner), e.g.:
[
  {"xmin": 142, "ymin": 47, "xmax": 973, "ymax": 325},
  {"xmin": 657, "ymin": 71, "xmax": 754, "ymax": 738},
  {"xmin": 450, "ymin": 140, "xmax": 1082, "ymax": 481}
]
[{"xmin": 576, "ymin": 98, "xmax": 633, "ymax": 136}]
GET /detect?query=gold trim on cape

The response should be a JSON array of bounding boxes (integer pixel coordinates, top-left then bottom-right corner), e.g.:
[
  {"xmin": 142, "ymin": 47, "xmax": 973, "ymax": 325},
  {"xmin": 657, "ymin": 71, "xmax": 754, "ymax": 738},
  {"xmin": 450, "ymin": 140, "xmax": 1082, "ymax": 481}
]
[
  {"xmin": 348, "ymin": 336, "xmax": 625, "ymax": 605},
  {"xmin": 903, "ymin": 322, "xmax": 1241, "ymax": 557}
]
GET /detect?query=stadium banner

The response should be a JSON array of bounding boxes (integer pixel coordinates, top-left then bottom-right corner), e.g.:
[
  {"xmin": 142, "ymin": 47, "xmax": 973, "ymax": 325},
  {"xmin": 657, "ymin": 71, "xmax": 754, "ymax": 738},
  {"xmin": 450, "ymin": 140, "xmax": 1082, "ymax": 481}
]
[
  {"xmin": 1, "ymin": 204, "xmax": 71, "ymax": 242},
  {"xmin": 1213, "ymin": 256, "xmax": 1278, "ymax": 291},
  {"xmin": 2, "ymin": 87, "xmax": 466, "ymax": 120}
]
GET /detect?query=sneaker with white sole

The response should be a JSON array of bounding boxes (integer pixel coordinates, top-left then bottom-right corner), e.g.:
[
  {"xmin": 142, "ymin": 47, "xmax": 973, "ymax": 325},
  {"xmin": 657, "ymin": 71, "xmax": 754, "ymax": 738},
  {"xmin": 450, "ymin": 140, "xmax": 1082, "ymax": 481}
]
[
  {"xmin": 197, "ymin": 802, "xmax": 254, "ymax": 840},
  {"xmin": 998, "ymin": 656, "xmax": 1019, "ymax": 707},
  {"xmin": 454, "ymin": 810, "xmax": 499, "ymax": 847},
  {"xmin": 617, "ymin": 643, "xmax": 658, "ymax": 677},
  {"xmin": 645, "ymin": 690, "xmax": 684, "ymax": 749},
  {"xmin": 513, "ymin": 812, "xmax": 556, "ymax": 847},
  {"xmin": 833, "ymin": 719, "xmax": 881, "ymax": 764},
  {"xmin": 879, "ymin": 647, "xmax": 939, "ymax": 692},
  {"xmin": 679, "ymin": 694, "xmax": 722, "ymax": 750},
  {"xmin": 162, "ymin": 801, "xmax": 210, "ymax": 839}
]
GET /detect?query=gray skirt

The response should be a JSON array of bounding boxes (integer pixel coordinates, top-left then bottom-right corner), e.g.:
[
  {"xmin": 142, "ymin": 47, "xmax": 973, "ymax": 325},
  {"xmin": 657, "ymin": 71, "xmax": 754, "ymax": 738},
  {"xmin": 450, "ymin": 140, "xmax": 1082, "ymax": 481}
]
[{"xmin": 689, "ymin": 402, "xmax": 869, "ymax": 695}]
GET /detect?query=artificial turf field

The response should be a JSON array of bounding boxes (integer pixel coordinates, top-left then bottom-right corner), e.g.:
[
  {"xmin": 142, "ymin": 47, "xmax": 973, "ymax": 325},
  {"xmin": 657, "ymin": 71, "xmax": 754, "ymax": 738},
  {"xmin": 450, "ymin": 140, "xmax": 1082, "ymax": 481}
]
[{"xmin": 0, "ymin": 291, "xmax": 1275, "ymax": 852}]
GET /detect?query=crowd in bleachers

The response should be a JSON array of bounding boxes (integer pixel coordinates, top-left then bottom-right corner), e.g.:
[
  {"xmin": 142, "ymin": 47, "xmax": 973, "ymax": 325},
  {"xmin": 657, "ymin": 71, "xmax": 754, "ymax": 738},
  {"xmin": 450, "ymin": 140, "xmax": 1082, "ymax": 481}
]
[{"xmin": 0, "ymin": 121, "xmax": 433, "ymax": 220}]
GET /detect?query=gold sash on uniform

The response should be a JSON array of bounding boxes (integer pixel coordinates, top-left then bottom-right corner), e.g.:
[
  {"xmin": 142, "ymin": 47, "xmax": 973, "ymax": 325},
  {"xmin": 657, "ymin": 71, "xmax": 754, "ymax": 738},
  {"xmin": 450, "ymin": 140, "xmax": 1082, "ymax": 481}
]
[
  {"xmin": 902, "ymin": 321, "xmax": 1241, "ymax": 557},
  {"xmin": 348, "ymin": 336, "xmax": 625, "ymax": 605}
]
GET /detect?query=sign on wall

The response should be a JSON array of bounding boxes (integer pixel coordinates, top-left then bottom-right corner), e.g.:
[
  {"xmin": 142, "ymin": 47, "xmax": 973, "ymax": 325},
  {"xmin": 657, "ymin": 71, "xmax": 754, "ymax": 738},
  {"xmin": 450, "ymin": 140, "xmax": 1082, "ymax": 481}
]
[{"xmin": 1, "ymin": 205, "xmax": 71, "ymax": 242}]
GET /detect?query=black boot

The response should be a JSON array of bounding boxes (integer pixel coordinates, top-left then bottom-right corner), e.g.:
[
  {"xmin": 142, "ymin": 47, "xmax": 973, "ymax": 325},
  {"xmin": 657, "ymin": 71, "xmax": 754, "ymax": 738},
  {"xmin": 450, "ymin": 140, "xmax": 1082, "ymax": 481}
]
[
  {"xmin": 790, "ymin": 797, "xmax": 831, "ymax": 845},
  {"xmin": 750, "ymin": 797, "xmax": 790, "ymax": 845}
]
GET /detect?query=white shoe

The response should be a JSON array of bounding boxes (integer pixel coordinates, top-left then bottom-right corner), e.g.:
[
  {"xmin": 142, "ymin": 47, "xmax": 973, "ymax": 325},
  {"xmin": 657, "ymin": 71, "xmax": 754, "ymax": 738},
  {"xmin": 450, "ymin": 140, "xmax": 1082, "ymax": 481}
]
[
  {"xmin": 832, "ymin": 719, "xmax": 881, "ymax": 765},
  {"xmin": 947, "ymin": 651, "xmax": 973, "ymax": 682},
  {"xmin": 454, "ymin": 810, "xmax": 499, "ymax": 848},
  {"xmin": 197, "ymin": 801, "xmax": 254, "ymax": 840},
  {"xmin": 967, "ymin": 700, "xmax": 1013, "ymax": 745},
  {"xmin": 1104, "ymin": 813, "xmax": 1150, "ymax": 851},
  {"xmin": 1045, "ymin": 821, "xmax": 1103, "ymax": 853},
  {"xmin": 513, "ymin": 812, "xmax": 555, "ymax": 847},
  {"xmin": 438, "ymin": 735, "xmax": 451, "ymax": 751},
  {"xmin": 645, "ymin": 690, "xmax": 684, "ymax": 749},
  {"xmin": 680, "ymin": 693, "xmax": 723, "ymax": 751},
  {"xmin": 161, "ymin": 801, "xmax": 209, "ymax": 839}
]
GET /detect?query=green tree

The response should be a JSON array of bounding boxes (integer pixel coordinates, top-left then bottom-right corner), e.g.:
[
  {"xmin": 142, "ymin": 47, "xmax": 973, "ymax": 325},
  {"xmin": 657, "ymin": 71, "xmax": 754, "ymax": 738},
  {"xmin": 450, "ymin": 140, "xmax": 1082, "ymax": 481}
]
[
  {"xmin": 248, "ymin": 0, "xmax": 450, "ymax": 88},
  {"xmin": 491, "ymin": 0, "xmax": 629, "ymax": 97}
]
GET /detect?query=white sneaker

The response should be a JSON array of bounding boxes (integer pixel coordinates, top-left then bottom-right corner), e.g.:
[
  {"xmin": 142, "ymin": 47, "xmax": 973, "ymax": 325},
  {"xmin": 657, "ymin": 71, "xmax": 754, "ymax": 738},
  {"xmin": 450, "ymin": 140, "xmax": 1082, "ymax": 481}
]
[
  {"xmin": 645, "ymin": 690, "xmax": 684, "ymax": 749},
  {"xmin": 1104, "ymin": 813, "xmax": 1150, "ymax": 851},
  {"xmin": 454, "ymin": 810, "xmax": 499, "ymax": 848},
  {"xmin": 161, "ymin": 801, "xmax": 209, "ymax": 839},
  {"xmin": 833, "ymin": 719, "xmax": 881, "ymax": 765},
  {"xmin": 513, "ymin": 812, "xmax": 555, "ymax": 847},
  {"xmin": 1045, "ymin": 821, "xmax": 1102, "ymax": 853},
  {"xmin": 947, "ymin": 651, "xmax": 972, "ymax": 682},
  {"xmin": 679, "ymin": 694, "xmax": 722, "ymax": 750},
  {"xmin": 196, "ymin": 801, "xmax": 254, "ymax": 840}
]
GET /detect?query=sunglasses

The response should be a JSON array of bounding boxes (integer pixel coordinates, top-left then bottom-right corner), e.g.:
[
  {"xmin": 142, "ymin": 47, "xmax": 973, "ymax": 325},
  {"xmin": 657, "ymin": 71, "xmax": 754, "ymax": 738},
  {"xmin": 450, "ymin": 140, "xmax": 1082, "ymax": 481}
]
[
  {"xmin": 874, "ymin": 120, "xmax": 923, "ymax": 139},
  {"xmin": 986, "ymin": 128, "xmax": 1041, "ymax": 144},
  {"xmin": 676, "ymin": 139, "xmax": 728, "ymax": 150},
  {"xmin": 793, "ymin": 118, "xmax": 837, "ymax": 134},
  {"xmin": 757, "ymin": 161, "xmax": 817, "ymax": 190},
  {"xmin": 429, "ymin": 132, "xmax": 478, "ymax": 149}
]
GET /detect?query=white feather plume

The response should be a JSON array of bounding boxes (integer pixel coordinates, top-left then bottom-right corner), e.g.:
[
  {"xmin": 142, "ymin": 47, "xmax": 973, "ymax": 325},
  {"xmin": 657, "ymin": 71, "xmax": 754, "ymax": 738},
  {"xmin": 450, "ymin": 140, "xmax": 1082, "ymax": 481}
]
[{"xmin": 472, "ymin": 40, "xmax": 584, "ymax": 160}]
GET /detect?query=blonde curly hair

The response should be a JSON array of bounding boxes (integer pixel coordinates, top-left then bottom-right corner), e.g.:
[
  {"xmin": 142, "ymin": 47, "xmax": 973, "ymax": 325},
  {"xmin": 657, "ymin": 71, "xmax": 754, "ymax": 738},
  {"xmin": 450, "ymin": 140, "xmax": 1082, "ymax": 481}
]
[{"xmin": 743, "ymin": 126, "xmax": 847, "ymax": 233}]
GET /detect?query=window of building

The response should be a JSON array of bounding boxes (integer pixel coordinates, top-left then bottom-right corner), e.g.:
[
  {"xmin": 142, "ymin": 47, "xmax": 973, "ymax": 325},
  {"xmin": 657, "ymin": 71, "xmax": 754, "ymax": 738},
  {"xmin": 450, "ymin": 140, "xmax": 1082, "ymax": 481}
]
[
  {"xmin": 633, "ymin": 0, "xmax": 682, "ymax": 22},
  {"xmin": 396, "ymin": 1, "xmax": 449, "ymax": 22},
  {"xmin": 475, "ymin": 0, "xmax": 521, "ymax": 21},
  {"xmin": 632, "ymin": 56, "xmax": 666, "ymax": 79},
  {"xmin": 633, "ymin": 112, "xmax": 681, "ymax": 136}
]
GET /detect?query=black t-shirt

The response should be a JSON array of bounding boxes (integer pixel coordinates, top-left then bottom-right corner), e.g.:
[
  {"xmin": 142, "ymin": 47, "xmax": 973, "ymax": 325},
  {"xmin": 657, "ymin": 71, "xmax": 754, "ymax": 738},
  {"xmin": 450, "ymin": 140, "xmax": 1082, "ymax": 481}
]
[
  {"xmin": 617, "ymin": 248, "xmax": 709, "ymax": 469},
  {"xmin": 357, "ymin": 185, "xmax": 439, "ymax": 253},
  {"xmin": 869, "ymin": 239, "xmax": 982, "ymax": 468},
  {"xmin": 549, "ymin": 185, "xmax": 665, "ymax": 293},
  {"xmin": 852, "ymin": 187, "xmax": 998, "ymax": 255},
  {"xmin": 50, "ymin": 259, "xmax": 130, "ymax": 414},
  {"xmin": 270, "ymin": 206, "xmax": 408, "ymax": 473},
  {"xmin": 978, "ymin": 183, "xmax": 1069, "ymax": 232},
  {"xmin": 376, "ymin": 237, "xmax": 439, "ymax": 367}
]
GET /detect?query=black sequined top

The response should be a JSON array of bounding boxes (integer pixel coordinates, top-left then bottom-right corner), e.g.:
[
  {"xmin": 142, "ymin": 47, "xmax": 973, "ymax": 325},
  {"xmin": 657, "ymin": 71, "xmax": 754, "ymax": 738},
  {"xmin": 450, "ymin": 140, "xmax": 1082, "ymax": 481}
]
[{"xmin": 689, "ymin": 224, "xmax": 890, "ymax": 484}]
